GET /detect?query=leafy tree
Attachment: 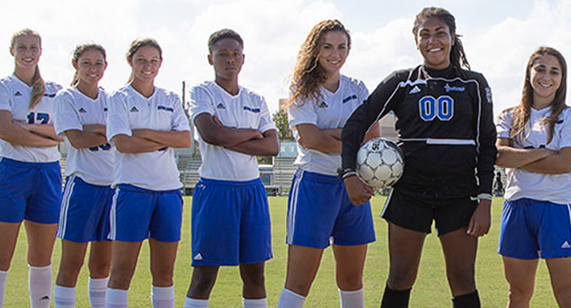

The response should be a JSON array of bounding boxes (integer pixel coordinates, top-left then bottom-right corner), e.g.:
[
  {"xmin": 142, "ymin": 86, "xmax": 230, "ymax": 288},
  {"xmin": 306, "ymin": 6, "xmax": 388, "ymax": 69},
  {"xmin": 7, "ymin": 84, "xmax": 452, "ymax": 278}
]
[{"xmin": 272, "ymin": 108, "xmax": 294, "ymax": 141}]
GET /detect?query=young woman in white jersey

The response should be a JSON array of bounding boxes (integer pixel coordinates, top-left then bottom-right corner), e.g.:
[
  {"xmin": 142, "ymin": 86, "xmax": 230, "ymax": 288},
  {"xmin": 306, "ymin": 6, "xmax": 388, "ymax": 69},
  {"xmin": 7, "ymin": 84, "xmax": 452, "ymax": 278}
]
[
  {"xmin": 52, "ymin": 43, "xmax": 113, "ymax": 308},
  {"xmin": 496, "ymin": 47, "xmax": 571, "ymax": 308},
  {"xmin": 105, "ymin": 38, "xmax": 191, "ymax": 308},
  {"xmin": 0, "ymin": 29, "xmax": 63, "ymax": 308},
  {"xmin": 276, "ymin": 20, "xmax": 380, "ymax": 308}
]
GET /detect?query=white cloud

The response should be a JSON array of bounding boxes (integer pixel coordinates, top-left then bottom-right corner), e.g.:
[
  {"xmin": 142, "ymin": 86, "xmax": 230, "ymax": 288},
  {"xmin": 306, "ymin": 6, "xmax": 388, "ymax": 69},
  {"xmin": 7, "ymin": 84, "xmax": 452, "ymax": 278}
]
[
  {"xmin": 1, "ymin": 0, "xmax": 570, "ymax": 117},
  {"xmin": 468, "ymin": 0, "xmax": 571, "ymax": 115},
  {"xmin": 183, "ymin": 0, "xmax": 342, "ymax": 112}
]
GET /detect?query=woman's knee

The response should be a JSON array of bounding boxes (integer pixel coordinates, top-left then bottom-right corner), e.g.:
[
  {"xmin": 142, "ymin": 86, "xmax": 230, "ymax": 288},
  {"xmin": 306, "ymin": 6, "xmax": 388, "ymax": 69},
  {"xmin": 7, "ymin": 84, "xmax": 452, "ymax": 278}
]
[
  {"xmin": 387, "ymin": 267, "xmax": 417, "ymax": 290},
  {"xmin": 508, "ymin": 285, "xmax": 534, "ymax": 306},
  {"xmin": 336, "ymin": 271, "xmax": 363, "ymax": 291}
]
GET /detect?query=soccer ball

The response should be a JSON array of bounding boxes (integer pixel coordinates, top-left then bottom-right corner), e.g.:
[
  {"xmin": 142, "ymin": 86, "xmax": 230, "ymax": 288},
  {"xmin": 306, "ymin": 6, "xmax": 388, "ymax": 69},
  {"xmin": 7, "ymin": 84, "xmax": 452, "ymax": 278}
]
[{"xmin": 356, "ymin": 138, "xmax": 404, "ymax": 189}]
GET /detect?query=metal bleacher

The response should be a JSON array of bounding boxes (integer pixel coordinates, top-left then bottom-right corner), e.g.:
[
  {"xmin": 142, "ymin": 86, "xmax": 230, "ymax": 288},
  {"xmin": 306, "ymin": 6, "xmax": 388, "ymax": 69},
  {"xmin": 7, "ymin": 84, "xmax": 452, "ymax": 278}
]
[
  {"xmin": 177, "ymin": 155, "xmax": 201, "ymax": 195},
  {"xmin": 177, "ymin": 141, "xmax": 299, "ymax": 196}
]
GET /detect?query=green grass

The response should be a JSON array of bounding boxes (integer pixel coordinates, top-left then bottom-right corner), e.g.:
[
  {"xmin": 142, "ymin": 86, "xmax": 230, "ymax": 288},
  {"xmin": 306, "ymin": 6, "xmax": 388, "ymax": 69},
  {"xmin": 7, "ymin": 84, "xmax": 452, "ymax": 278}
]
[{"xmin": 4, "ymin": 196, "xmax": 559, "ymax": 307}]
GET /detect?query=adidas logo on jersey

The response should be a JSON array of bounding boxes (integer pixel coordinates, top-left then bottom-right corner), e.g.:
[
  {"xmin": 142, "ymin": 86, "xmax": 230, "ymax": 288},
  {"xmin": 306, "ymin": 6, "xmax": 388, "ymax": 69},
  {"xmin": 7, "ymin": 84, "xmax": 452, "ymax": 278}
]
[
  {"xmin": 216, "ymin": 103, "xmax": 226, "ymax": 109},
  {"xmin": 562, "ymin": 241, "xmax": 571, "ymax": 249},
  {"xmin": 409, "ymin": 86, "xmax": 421, "ymax": 94},
  {"xmin": 78, "ymin": 108, "xmax": 87, "ymax": 113},
  {"xmin": 318, "ymin": 101, "xmax": 328, "ymax": 108},
  {"xmin": 14, "ymin": 91, "xmax": 22, "ymax": 97},
  {"xmin": 194, "ymin": 253, "xmax": 203, "ymax": 261},
  {"xmin": 130, "ymin": 106, "xmax": 139, "ymax": 112}
]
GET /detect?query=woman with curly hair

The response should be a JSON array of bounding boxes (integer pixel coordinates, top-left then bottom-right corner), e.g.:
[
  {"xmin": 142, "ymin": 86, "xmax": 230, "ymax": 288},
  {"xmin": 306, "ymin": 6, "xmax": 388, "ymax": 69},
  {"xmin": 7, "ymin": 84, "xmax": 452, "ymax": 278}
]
[{"xmin": 277, "ymin": 19, "xmax": 380, "ymax": 308}]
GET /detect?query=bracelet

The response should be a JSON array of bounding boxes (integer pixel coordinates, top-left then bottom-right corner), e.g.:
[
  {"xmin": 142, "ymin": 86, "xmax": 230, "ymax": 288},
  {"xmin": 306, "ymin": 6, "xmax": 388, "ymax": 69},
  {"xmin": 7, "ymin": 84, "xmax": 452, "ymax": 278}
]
[
  {"xmin": 342, "ymin": 171, "xmax": 357, "ymax": 179},
  {"xmin": 337, "ymin": 168, "xmax": 355, "ymax": 178},
  {"xmin": 477, "ymin": 193, "xmax": 492, "ymax": 201}
]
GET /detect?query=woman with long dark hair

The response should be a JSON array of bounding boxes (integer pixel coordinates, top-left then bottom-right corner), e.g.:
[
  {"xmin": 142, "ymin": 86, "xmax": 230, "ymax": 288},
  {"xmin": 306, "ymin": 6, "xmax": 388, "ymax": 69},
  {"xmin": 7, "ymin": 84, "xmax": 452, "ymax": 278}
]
[
  {"xmin": 341, "ymin": 7, "xmax": 497, "ymax": 307},
  {"xmin": 53, "ymin": 43, "xmax": 113, "ymax": 308},
  {"xmin": 496, "ymin": 47, "xmax": 571, "ymax": 308}
]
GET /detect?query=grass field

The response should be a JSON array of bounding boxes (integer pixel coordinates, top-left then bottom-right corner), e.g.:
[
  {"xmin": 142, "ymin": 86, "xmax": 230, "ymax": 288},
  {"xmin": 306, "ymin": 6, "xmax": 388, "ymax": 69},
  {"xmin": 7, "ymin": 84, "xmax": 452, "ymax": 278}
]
[{"xmin": 4, "ymin": 196, "xmax": 559, "ymax": 307}]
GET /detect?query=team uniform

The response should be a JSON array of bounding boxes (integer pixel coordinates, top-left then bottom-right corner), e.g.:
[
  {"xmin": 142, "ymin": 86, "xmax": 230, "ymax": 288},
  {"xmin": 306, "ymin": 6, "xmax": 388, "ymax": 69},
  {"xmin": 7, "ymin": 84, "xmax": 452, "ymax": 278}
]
[
  {"xmin": 189, "ymin": 81, "xmax": 275, "ymax": 266},
  {"xmin": 53, "ymin": 87, "xmax": 114, "ymax": 242},
  {"xmin": 107, "ymin": 85, "xmax": 189, "ymax": 242},
  {"xmin": 496, "ymin": 106, "xmax": 571, "ymax": 259},
  {"xmin": 0, "ymin": 75, "xmax": 62, "ymax": 224},
  {"xmin": 341, "ymin": 65, "xmax": 497, "ymax": 235},
  {"xmin": 288, "ymin": 75, "xmax": 375, "ymax": 248}
]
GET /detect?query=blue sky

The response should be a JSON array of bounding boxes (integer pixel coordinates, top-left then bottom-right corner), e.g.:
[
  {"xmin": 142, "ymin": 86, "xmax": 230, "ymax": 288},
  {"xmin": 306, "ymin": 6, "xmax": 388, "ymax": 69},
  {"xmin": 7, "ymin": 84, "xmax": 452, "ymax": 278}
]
[{"xmin": 1, "ymin": 0, "xmax": 569, "ymax": 116}]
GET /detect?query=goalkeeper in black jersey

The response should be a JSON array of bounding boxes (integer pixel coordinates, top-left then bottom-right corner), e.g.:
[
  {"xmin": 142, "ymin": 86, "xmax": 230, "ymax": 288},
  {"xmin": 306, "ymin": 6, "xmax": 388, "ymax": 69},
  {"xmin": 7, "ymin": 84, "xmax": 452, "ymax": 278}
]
[{"xmin": 340, "ymin": 7, "xmax": 497, "ymax": 308}]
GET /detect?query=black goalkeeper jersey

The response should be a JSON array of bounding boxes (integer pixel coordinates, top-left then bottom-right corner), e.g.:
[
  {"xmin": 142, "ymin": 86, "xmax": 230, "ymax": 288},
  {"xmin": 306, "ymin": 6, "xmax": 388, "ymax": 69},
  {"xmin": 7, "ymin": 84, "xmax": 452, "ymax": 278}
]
[{"xmin": 341, "ymin": 65, "xmax": 497, "ymax": 195}]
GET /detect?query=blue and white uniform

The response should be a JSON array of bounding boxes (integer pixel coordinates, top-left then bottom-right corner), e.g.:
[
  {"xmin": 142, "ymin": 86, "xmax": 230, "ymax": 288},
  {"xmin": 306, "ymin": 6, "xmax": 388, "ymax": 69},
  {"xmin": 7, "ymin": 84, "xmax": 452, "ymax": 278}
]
[
  {"xmin": 54, "ymin": 87, "xmax": 114, "ymax": 242},
  {"xmin": 107, "ymin": 85, "xmax": 189, "ymax": 242},
  {"xmin": 0, "ymin": 75, "xmax": 62, "ymax": 223},
  {"xmin": 497, "ymin": 106, "xmax": 571, "ymax": 259},
  {"xmin": 189, "ymin": 81, "xmax": 275, "ymax": 266},
  {"xmin": 287, "ymin": 75, "xmax": 375, "ymax": 248}
]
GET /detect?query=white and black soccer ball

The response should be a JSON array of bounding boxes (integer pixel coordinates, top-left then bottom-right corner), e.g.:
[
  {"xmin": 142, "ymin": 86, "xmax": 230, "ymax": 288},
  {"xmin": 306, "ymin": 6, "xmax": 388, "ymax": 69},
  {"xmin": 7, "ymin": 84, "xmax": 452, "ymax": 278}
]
[{"xmin": 356, "ymin": 138, "xmax": 404, "ymax": 189}]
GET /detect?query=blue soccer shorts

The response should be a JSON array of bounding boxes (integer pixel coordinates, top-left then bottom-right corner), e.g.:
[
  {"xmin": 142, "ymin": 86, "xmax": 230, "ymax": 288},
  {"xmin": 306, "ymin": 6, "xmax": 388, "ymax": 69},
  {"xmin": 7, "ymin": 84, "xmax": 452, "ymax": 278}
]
[
  {"xmin": 287, "ymin": 169, "xmax": 376, "ymax": 249},
  {"xmin": 191, "ymin": 178, "xmax": 272, "ymax": 266},
  {"xmin": 498, "ymin": 198, "xmax": 571, "ymax": 259},
  {"xmin": 57, "ymin": 175, "xmax": 114, "ymax": 242},
  {"xmin": 109, "ymin": 184, "xmax": 183, "ymax": 242},
  {"xmin": 0, "ymin": 158, "xmax": 61, "ymax": 224}
]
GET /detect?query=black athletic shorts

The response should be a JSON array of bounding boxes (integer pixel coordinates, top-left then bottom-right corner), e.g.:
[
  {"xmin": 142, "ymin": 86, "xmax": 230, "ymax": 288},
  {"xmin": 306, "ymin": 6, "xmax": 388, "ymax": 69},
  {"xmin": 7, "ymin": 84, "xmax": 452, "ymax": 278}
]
[{"xmin": 381, "ymin": 188, "xmax": 478, "ymax": 236}]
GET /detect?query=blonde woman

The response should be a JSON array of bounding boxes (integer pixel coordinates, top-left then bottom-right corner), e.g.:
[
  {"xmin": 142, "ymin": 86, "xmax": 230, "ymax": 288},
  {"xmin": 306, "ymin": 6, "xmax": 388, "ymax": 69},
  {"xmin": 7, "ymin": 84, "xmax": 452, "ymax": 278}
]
[{"xmin": 0, "ymin": 29, "xmax": 63, "ymax": 308}]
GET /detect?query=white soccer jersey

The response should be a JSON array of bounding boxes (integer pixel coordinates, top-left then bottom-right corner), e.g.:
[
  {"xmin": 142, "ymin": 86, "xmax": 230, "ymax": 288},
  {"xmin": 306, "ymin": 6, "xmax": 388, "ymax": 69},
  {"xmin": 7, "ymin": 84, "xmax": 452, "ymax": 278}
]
[
  {"xmin": 0, "ymin": 75, "xmax": 62, "ymax": 162},
  {"xmin": 54, "ymin": 87, "xmax": 114, "ymax": 186},
  {"xmin": 288, "ymin": 75, "xmax": 369, "ymax": 176},
  {"xmin": 497, "ymin": 106, "xmax": 571, "ymax": 204},
  {"xmin": 189, "ymin": 81, "xmax": 276, "ymax": 181},
  {"xmin": 107, "ymin": 85, "xmax": 189, "ymax": 191}
]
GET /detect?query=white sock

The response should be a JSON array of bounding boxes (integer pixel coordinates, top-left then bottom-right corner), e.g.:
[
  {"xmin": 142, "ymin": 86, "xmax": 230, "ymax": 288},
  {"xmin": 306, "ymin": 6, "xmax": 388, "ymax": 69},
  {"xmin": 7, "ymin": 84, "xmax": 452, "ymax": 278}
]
[
  {"xmin": 105, "ymin": 288, "xmax": 128, "ymax": 308},
  {"xmin": 183, "ymin": 297, "xmax": 209, "ymax": 308},
  {"xmin": 0, "ymin": 270, "xmax": 7, "ymax": 308},
  {"xmin": 88, "ymin": 277, "xmax": 108, "ymax": 308},
  {"xmin": 277, "ymin": 289, "xmax": 305, "ymax": 308},
  {"xmin": 339, "ymin": 288, "xmax": 364, "ymax": 308},
  {"xmin": 151, "ymin": 285, "xmax": 175, "ymax": 308},
  {"xmin": 29, "ymin": 265, "xmax": 52, "ymax": 308},
  {"xmin": 53, "ymin": 285, "xmax": 76, "ymax": 308},
  {"xmin": 243, "ymin": 298, "xmax": 268, "ymax": 308}
]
